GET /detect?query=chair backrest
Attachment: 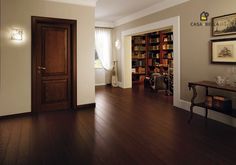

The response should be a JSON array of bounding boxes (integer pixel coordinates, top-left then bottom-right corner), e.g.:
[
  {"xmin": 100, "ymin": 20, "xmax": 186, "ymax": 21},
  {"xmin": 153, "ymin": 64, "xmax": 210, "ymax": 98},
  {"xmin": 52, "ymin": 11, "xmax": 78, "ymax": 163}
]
[{"xmin": 154, "ymin": 75, "xmax": 166, "ymax": 90}]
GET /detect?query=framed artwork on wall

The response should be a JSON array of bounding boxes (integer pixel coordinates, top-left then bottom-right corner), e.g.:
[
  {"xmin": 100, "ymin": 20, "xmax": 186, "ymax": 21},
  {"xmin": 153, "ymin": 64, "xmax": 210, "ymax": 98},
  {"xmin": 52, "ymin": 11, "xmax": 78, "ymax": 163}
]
[
  {"xmin": 211, "ymin": 38, "xmax": 236, "ymax": 64},
  {"xmin": 212, "ymin": 13, "xmax": 236, "ymax": 36}
]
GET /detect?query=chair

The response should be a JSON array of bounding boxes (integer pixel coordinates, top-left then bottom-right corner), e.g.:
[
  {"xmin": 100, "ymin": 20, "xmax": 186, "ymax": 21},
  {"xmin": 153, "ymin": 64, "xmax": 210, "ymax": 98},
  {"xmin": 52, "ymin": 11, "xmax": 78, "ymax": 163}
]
[{"xmin": 150, "ymin": 74, "xmax": 167, "ymax": 92}]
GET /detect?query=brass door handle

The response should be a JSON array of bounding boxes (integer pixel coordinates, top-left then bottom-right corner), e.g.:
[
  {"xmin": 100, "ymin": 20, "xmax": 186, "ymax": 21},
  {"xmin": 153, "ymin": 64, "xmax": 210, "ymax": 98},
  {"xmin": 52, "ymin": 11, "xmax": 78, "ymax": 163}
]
[{"xmin": 38, "ymin": 66, "xmax": 46, "ymax": 70}]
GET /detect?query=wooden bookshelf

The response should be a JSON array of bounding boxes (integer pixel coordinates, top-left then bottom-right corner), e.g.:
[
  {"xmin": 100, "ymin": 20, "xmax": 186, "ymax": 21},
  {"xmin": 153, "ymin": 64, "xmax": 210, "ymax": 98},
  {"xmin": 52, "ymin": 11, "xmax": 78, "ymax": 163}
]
[
  {"xmin": 132, "ymin": 29, "xmax": 173, "ymax": 87},
  {"xmin": 132, "ymin": 35, "xmax": 147, "ymax": 83}
]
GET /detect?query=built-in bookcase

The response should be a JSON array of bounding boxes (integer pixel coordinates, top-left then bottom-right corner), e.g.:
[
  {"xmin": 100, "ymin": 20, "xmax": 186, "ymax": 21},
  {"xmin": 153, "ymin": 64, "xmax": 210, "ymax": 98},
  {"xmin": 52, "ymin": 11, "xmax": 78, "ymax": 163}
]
[{"xmin": 132, "ymin": 29, "xmax": 173, "ymax": 85}]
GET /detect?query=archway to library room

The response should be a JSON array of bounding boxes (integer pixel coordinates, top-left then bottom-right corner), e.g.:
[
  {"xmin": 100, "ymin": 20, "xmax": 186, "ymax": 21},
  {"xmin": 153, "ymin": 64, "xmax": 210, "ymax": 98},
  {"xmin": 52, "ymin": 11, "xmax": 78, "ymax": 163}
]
[
  {"xmin": 131, "ymin": 28, "xmax": 173, "ymax": 95},
  {"xmin": 121, "ymin": 16, "xmax": 180, "ymax": 107}
]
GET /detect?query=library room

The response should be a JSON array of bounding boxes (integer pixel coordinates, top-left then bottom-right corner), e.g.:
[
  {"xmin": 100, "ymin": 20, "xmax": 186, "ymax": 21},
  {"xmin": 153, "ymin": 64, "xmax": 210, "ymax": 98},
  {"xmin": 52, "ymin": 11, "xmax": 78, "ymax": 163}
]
[{"xmin": 131, "ymin": 28, "xmax": 174, "ymax": 98}]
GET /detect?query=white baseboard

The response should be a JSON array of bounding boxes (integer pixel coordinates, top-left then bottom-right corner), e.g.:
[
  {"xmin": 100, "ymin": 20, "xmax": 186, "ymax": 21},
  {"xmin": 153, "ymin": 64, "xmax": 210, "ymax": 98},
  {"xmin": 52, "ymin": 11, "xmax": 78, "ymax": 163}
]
[
  {"xmin": 95, "ymin": 83, "xmax": 106, "ymax": 86},
  {"xmin": 179, "ymin": 99, "xmax": 236, "ymax": 127}
]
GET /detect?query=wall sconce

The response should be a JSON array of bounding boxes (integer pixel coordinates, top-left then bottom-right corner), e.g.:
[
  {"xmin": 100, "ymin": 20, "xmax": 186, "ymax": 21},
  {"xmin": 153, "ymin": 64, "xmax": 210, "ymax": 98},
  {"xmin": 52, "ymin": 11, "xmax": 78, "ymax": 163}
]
[
  {"xmin": 115, "ymin": 39, "xmax": 121, "ymax": 50},
  {"xmin": 11, "ymin": 29, "xmax": 23, "ymax": 40}
]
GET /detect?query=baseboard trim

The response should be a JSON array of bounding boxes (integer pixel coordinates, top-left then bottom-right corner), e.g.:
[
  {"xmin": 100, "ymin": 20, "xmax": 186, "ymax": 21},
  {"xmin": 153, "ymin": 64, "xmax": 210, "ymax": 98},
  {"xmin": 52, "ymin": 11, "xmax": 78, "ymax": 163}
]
[
  {"xmin": 179, "ymin": 99, "xmax": 236, "ymax": 127},
  {"xmin": 95, "ymin": 83, "xmax": 106, "ymax": 86},
  {"xmin": 0, "ymin": 112, "xmax": 32, "ymax": 120},
  {"xmin": 76, "ymin": 103, "xmax": 96, "ymax": 110}
]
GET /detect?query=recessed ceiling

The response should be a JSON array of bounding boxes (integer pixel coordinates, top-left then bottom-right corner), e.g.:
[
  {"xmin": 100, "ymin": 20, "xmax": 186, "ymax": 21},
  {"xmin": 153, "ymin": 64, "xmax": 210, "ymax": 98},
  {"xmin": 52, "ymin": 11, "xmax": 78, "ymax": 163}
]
[{"xmin": 95, "ymin": 0, "xmax": 165, "ymax": 22}]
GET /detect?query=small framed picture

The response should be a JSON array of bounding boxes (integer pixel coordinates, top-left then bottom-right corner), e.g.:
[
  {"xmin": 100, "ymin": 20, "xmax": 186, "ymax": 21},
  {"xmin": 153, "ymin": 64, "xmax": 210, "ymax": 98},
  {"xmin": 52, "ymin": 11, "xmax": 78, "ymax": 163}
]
[
  {"xmin": 211, "ymin": 38, "xmax": 236, "ymax": 64},
  {"xmin": 212, "ymin": 13, "xmax": 236, "ymax": 36}
]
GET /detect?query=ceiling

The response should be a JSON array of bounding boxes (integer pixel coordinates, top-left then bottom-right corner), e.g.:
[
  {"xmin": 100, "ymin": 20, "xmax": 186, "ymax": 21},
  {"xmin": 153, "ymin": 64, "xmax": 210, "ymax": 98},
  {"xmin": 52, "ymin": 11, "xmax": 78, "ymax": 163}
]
[
  {"xmin": 95, "ymin": 0, "xmax": 165, "ymax": 22},
  {"xmin": 46, "ymin": 0, "xmax": 190, "ymax": 26}
]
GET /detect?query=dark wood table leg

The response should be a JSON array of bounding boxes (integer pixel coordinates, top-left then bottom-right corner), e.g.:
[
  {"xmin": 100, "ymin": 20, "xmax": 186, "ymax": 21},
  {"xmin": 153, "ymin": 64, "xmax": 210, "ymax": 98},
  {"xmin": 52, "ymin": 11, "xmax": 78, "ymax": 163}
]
[
  {"xmin": 188, "ymin": 85, "xmax": 197, "ymax": 123},
  {"xmin": 205, "ymin": 87, "xmax": 209, "ymax": 126},
  {"xmin": 205, "ymin": 108, "xmax": 208, "ymax": 126}
]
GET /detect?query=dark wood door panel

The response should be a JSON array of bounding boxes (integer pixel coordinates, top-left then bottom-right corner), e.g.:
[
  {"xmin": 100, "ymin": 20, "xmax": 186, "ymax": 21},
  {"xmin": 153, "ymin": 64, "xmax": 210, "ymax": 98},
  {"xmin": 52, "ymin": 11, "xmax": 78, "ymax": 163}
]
[
  {"xmin": 42, "ymin": 26, "xmax": 69, "ymax": 75},
  {"xmin": 40, "ymin": 100, "xmax": 70, "ymax": 112},
  {"xmin": 32, "ymin": 16, "xmax": 77, "ymax": 113},
  {"xmin": 37, "ymin": 23, "xmax": 71, "ymax": 112},
  {"xmin": 41, "ymin": 79, "xmax": 69, "ymax": 104}
]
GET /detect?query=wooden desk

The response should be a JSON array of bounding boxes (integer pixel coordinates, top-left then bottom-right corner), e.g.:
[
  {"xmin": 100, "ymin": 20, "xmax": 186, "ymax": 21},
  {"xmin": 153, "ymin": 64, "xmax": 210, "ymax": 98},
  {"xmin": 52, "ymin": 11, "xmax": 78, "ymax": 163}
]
[{"xmin": 188, "ymin": 81, "xmax": 236, "ymax": 124}]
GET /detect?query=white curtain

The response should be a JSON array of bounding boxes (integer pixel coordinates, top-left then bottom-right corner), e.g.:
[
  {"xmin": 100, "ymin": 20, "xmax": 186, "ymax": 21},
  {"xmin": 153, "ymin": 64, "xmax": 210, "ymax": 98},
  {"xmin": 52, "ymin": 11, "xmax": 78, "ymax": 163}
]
[{"xmin": 95, "ymin": 28, "xmax": 113, "ymax": 70}]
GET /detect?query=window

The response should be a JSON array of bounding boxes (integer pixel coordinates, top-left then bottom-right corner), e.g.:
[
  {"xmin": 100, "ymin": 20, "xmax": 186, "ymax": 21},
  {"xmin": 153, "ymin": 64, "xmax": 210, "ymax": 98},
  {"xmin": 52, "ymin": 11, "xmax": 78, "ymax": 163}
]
[
  {"xmin": 94, "ymin": 50, "xmax": 103, "ymax": 69},
  {"xmin": 95, "ymin": 28, "xmax": 113, "ymax": 70}
]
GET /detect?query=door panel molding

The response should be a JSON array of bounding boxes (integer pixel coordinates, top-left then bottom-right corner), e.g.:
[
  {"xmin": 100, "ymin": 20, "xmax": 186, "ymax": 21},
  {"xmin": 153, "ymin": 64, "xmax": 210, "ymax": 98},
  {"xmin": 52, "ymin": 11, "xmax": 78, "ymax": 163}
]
[
  {"xmin": 42, "ymin": 25, "xmax": 69, "ymax": 75},
  {"xmin": 32, "ymin": 16, "xmax": 77, "ymax": 112}
]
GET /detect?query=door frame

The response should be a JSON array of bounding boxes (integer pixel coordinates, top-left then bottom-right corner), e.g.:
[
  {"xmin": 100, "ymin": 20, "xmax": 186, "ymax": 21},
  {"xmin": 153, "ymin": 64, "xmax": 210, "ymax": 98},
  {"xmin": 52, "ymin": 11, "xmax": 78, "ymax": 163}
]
[
  {"xmin": 120, "ymin": 16, "xmax": 180, "ymax": 108},
  {"xmin": 31, "ymin": 16, "xmax": 77, "ymax": 112}
]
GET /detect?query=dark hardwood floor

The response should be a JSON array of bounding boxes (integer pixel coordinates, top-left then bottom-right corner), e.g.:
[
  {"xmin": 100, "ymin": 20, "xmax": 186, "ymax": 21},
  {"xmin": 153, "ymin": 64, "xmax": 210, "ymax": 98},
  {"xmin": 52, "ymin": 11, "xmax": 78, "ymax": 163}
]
[{"xmin": 0, "ymin": 85, "xmax": 236, "ymax": 165}]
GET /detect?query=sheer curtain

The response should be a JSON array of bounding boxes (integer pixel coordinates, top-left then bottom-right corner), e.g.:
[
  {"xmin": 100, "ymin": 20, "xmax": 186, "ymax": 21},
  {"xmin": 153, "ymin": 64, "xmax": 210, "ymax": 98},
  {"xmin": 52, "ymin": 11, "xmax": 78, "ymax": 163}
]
[{"xmin": 95, "ymin": 28, "xmax": 113, "ymax": 70}]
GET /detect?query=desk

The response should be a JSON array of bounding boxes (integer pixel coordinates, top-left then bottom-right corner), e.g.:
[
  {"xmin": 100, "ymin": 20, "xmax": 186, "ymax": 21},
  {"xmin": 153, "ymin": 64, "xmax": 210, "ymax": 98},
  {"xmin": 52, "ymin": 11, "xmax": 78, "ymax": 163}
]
[{"xmin": 188, "ymin": 81, "xmax": 236, "ymax": 123}]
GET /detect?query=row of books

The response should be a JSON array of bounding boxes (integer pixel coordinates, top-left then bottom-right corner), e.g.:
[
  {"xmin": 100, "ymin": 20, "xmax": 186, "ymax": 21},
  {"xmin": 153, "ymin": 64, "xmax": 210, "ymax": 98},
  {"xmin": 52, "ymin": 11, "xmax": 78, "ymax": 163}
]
[
  {"xmin": 133, "ymin": 39, "xmax": 146, "ymax": 44},
  {"xmin": 149, "ymin": 53, "xmax": 160, "ymax": 58},
  {"xmin": 163, "ymin": 53, "xmax": 173, "ymax": 59},
  {"xmin": 162, "ymin": 44, "xmax": 173, "ymax": 50},
  {"xmin": 134, "ymin": 46, "xmax": 146, "ymax": 51},
  {"xmin": 149, "ymin": 45, "xmax": 159, "ymax": 51},
  {"xmin": 132, "ymin": 67, "xmax": 146, "ymax": 74},
  {"xmin": 132, "ymin": 60, "xmax": 146, "ymax": 67},
  {"xmin": 148, "ymin": 59, "xmax": 160, "ymax": 66},
  {"xmin": 147, "ymin": 60, "xmax": 172, "ymax": 68},
  {"xmin": 162, "ymin": 59, "xmax": 169, "ymax": 66},
  {"xmin": 163, "ymin": 34, "xmax": 173, "ymax": 42},
  {"xmin": 149, "ymin": 38, "xmax": 160, "ymax": 43},
  {"xmin": 134, "ymin": 44, "xmax": 173, "ymax": 51},
  {"xmin": 132, "ymin": 53, "xmax": 146, "ymax": 59}
]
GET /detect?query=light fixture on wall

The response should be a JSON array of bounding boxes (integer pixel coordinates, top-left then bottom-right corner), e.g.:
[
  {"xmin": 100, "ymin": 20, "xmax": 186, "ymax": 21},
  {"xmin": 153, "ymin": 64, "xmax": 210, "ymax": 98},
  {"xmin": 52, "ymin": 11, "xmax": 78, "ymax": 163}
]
[
  {"xmin": 11, "ymin": 28, "xmax": 23, "ymax": 40},
  {"xmin": 115, "ymin": 39, "xmax": 121, "ymax": 50}
]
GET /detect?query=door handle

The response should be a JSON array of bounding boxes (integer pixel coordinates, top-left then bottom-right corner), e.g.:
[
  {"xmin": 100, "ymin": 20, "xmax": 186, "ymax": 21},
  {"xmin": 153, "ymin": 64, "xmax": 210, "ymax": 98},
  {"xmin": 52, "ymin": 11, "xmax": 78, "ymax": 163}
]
[{"xmin": 38, "ymin": 66, "xmax": 46, "ymax": 70}]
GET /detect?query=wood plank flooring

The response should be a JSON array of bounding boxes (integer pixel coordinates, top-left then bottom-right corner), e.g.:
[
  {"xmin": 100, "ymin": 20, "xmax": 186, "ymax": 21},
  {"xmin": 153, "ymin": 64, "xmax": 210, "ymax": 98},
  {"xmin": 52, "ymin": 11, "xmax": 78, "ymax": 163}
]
[{"xmin": 0, "ymin": 85, "xmax": 236, "ymax": 165}]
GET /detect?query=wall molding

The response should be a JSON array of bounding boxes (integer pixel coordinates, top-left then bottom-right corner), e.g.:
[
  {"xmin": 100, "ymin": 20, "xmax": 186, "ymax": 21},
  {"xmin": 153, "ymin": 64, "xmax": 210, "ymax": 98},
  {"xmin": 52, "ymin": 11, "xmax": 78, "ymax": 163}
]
[
  {"xmin": 95, "ymin": 21, "xmax": 115, "ymax": 28},
  {"xmin": 0, "ymin": 112, "xmax": 32, "ymax": 119},
  {"xmin": 179, "ymin": 99, "xmax": 236, "ymax": 128},
  {"xmin": 115, "ymin": 0, "xmax": 190, "ymax": 26},
  {"xmin": 95, "ymin": 83, "xmax": 106, "ymax": 86},
  {"xmin": 76, "ymin": 103, "xmax": 96, "ymax": 110},
  {"xmin": 45, "ymin": 0, "xmax": 98, "ymax": 7}
]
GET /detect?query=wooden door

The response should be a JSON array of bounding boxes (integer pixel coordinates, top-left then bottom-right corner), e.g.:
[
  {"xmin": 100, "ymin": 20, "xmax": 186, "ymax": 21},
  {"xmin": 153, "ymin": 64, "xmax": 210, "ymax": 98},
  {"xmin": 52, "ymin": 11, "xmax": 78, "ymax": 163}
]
[{"xmin": 32, "ymin": 17, "xmax": 77, "ymax": 112}]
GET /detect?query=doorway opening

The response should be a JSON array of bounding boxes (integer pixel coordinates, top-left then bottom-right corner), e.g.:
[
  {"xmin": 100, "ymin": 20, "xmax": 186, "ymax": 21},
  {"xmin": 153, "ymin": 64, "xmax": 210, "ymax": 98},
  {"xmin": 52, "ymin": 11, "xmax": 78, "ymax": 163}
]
[
  {"xmin": 121, "ymin": 16, "xmax": 181, "ymax": 107},
  {"xmin": 131, "ymin": 28, "xmax": 173, "ymax": 97}
]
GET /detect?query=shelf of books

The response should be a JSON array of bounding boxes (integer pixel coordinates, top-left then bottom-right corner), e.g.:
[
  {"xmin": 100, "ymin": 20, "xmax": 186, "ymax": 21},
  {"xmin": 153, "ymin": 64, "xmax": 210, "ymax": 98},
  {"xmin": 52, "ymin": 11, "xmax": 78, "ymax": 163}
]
[
  {"xmin": 132, "ymin": 29, "xmax": 173, "ymax": 86},
  {"xmin": 132, "ymin": 35, "xmax": 147, "ymax": 83}
]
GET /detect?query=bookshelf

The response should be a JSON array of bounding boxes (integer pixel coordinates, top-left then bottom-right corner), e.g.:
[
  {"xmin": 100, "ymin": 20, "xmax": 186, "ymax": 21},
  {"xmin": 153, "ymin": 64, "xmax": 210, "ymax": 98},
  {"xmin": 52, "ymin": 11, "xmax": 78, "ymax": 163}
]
[
  {"xmin": 132, "ymin": 35, "xmax": 147, "ymax": 83},
  {"xmin": 132, "ymin": 29, "xmax": 173, "ymax": 87},
  {"xmin": 147, "ymin": 32, "xmax": 160, "ymax": 75}
]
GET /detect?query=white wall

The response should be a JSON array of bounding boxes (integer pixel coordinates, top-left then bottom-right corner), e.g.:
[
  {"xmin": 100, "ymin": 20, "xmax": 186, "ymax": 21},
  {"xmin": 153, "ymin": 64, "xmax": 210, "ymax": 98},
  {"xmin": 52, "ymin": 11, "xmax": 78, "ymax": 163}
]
[
  {"xmin": 0, "ymin": 0, "xmax": 95, "ymax": 116},
  {"xmin": 113, "ymin": 0, "xmax": 236, "ymax": 127},
  {"xmin": 95, "ymin": 68, "xmax": 106, "ymax": 86},
  {"xmin": 95, "ymin": 69, "xmax": 112, "ymax": 86},
  {"xmin": 121, "ymin": 36, "xmax": 132, "ymax": 88}
]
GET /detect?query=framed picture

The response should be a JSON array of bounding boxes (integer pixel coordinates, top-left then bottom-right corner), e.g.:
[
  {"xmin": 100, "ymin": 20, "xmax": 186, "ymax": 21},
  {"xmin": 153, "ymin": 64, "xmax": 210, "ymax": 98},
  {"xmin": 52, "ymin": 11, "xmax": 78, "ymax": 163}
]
[
  {"xmin": 211, "ymin": 38, "xmax": 236, "ymax": 64},
  {"xmin": 212, "ymin": 13, "xmax": 236, "ymax": 36}
]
